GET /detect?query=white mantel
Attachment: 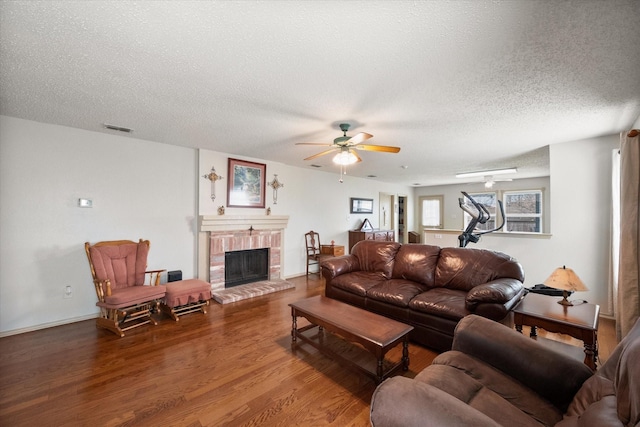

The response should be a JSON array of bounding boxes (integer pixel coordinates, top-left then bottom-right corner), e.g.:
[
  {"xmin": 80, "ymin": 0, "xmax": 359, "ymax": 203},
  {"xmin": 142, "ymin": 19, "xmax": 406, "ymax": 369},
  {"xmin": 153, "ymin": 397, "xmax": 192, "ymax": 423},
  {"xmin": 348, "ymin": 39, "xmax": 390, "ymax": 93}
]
[
  {"xmin": 199, "ymin": 215, "xmax": 289, "ymax": 232},
  {"xmin": 197, "ymin": 215, "xmax": 289, "ymax": 286}
]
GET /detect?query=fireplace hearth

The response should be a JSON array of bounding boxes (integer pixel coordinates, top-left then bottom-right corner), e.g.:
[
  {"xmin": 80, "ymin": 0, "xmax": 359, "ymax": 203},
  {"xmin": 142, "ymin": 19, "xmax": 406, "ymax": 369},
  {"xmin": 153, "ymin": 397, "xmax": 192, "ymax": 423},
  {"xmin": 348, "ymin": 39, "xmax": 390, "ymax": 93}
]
[{"xmin": 225, "ymin": 248, "xmax": 269, "ymax": 288}]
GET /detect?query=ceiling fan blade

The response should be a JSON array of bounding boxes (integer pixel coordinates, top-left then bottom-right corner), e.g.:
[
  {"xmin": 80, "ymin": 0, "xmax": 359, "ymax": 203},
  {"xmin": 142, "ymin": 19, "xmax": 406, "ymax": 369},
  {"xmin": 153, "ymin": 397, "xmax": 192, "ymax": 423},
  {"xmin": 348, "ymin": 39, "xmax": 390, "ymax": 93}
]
[
  {"xmin": 354, "ymin": 144, "xmax": 401, "ymax": 153},
  {"xmin": 348, "ymin": 132, "xmax": 373, "ymax": 145},
  {"xmin": 295, "ymin": 142, "xmax": 334, "ymax": 146},
  {"xmin": 352, "ymin": 150, "xmax": 363, "ymax": 163},
  {"xmin": 304, "ymin": 148, "xmax": 338, "ymax": 161}
]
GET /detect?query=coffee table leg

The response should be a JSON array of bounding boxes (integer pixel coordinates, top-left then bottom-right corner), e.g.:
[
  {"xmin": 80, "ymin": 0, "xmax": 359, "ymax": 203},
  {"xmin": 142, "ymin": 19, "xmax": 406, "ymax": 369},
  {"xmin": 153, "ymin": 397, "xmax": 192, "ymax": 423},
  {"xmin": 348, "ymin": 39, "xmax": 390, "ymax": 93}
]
[
  {"xmin": 291, "ymin": 309, "xmax": 297, "ymax": 343},
  {"xmin": 377, "ymin": 358, "xmax": 384, "ymax": 383},
  {"xmin": 402, "ymin": 337, "xmax": 410, "ymax": 371},
  {"xmin": 530, "ymin": 326, "xmax": 538, "ymax": 338}
]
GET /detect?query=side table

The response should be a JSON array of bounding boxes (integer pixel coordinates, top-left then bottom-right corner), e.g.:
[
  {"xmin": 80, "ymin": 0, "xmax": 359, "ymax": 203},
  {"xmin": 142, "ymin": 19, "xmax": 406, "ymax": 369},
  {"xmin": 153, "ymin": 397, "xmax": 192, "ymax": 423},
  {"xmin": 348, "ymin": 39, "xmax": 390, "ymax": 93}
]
[
  {"xmin": 513, "ymin": 292, "xmax": 600, "ymax": 370},
  {"xmin": 320, "ymin": 244, "xmax": 345, "ymax": 257}
]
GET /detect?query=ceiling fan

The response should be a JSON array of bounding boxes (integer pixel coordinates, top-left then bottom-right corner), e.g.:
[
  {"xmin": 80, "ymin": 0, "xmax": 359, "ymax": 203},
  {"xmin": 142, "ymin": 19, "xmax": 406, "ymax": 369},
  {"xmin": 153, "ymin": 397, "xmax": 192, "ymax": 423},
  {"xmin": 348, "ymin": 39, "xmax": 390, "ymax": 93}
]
[
  {"xmin": 478, "ymin": 175, "xmax": 513, "ymax": 188},
  {"xmin": 295, "ymin": 123, "xmax": 400, "ymax": 165}
]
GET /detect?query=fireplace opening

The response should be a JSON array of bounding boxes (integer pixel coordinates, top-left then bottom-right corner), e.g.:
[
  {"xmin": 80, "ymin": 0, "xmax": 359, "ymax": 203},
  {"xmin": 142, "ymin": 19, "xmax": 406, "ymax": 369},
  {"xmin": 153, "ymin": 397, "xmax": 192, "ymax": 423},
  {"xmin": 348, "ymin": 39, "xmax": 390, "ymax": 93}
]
[{"xmin": 225, "ymin": 248, "xmax": 269, "ymax": 288}]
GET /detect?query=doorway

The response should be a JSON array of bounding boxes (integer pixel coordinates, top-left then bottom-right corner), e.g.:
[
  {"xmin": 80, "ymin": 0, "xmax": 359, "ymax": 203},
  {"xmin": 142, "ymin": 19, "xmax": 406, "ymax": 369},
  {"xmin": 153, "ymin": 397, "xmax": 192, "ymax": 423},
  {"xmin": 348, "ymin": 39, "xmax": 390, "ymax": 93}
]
[{"xmin": 398, "ymin": 195, "xmax": 408, "ymax": 243}]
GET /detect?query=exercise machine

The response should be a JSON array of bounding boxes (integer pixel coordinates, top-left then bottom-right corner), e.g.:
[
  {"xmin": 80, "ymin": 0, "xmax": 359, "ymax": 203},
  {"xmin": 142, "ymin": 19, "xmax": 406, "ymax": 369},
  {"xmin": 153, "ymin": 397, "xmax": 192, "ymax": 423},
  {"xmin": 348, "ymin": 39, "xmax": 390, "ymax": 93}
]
[{"xmin": 458, "ymin": 191, "xmax": 505, "ymax": 247}]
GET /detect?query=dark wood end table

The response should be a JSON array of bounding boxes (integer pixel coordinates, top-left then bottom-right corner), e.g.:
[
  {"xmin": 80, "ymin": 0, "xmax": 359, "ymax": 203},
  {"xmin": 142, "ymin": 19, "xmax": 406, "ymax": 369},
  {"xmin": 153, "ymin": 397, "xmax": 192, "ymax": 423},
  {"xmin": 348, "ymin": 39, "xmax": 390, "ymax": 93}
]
[
  {"xmin": 513, "ymin": 292, "xmax": 600, "ymax": 370},
  {"xmin": 289, "ymin": 295, "xmax": 413, "ymax": 383}
]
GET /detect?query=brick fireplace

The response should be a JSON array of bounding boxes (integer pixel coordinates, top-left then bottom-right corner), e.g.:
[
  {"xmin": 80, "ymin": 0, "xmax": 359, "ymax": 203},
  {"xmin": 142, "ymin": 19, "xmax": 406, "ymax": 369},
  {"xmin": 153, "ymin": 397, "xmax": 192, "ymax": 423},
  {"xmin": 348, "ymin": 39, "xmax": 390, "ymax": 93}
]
[{"xmin": 198, "ymin": 215, "xmax": 289, "ymax": 291}]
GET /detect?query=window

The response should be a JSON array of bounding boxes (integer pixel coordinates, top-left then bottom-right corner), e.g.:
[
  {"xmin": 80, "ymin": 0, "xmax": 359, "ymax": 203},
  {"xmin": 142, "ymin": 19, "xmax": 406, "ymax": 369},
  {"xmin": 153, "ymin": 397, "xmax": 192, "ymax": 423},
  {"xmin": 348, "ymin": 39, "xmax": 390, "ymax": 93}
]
[
  {"xmin": 503, "ymin": 190, "xmax": 542, "ymax": 233},
  {"xmin": 419, "ymin": 195, "xmax": 443, "ymax": 229},
  {"xmin": 462, "ymin": 192, "xmax": 497, "ymax": 231},
  {"xmin": 462, "ymin": 190, "xmax": 544, "ymax": 234}
]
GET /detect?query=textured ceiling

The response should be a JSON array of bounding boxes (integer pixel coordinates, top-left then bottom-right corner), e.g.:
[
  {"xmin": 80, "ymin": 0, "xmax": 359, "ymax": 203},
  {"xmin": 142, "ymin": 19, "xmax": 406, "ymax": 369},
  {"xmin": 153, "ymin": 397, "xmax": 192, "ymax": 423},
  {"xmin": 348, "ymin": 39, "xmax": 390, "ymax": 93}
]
[{"xmin": 1, "ymin": 1, "xmax": 639, "ymax": 186}]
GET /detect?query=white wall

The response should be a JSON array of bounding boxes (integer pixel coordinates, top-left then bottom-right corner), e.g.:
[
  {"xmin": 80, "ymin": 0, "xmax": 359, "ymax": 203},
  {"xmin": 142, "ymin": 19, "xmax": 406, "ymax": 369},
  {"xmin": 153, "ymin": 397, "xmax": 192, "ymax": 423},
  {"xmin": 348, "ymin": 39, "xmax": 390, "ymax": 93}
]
[
  {"xmin": 414, "ymin": 136, "xmax": 618, "ymax": 314},
  {"xmin": 545, "ymin": 135, "xmax": 618, "ymax": 314},
  {"xmin": 0, "ymin": 116, "xmax": 198, "ymax": 335},
  {"xmin": 414, "ymin": 177, "xmax": 551, "ymax": 232},
  {"xmin": 198, "ymin": 150, "xmax": 414, "ymax": 278},
  {"xmin": 0, "ymin": 114, "xmax": 619, "ymax": 334},
  {"xmin": 0, "ymin": 116, "xmax": 413, "ymax": 335}
]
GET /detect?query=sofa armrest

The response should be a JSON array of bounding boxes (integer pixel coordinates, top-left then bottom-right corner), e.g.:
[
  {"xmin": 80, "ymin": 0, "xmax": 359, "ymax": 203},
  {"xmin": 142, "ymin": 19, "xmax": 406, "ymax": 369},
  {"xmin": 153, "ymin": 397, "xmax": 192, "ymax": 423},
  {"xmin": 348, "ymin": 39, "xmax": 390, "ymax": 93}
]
[
  {"xmin": 466, "ymin": 279, "xmax": 523, "ymax": 305},
  {"xmin": 452, "ymin": 315, "xmax": 593, "ymax": 410},
  {"xmin": 320, "ymin": 255, "xmax": 359, "ymax": 281},
  {"xmin": 370, "ymin": 376, "xmax": 500, "ymax": 427}
]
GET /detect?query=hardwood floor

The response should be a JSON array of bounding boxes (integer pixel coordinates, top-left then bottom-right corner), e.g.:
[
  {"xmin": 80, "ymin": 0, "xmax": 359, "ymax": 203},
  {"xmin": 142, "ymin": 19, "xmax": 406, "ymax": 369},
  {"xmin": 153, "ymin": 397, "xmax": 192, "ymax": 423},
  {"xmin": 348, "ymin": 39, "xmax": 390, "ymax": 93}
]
[{"xmin": 0, "ymin": 276, "xmax": 617, "ymax": 427}]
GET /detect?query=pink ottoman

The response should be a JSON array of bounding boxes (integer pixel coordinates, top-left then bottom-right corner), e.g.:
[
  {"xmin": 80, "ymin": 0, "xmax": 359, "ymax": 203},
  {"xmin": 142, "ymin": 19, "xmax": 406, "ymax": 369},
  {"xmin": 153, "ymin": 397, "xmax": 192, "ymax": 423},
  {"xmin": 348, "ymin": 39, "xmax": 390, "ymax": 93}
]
[{"xmin": 161, "ymin": 279, "xmax": 211, "ymax": 321}]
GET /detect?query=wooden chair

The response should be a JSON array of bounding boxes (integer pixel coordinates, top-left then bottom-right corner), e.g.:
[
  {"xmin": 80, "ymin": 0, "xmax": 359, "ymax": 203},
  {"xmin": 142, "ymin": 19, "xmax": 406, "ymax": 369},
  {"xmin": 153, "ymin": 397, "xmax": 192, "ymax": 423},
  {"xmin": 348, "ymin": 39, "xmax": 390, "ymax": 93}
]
[
  {"xmin": 305, "ymin": 230, "xmax": 331, "ymax": 276},
  {"xmin": 85, "ymin": 239, "xmax": 166, "ymax": 337}
]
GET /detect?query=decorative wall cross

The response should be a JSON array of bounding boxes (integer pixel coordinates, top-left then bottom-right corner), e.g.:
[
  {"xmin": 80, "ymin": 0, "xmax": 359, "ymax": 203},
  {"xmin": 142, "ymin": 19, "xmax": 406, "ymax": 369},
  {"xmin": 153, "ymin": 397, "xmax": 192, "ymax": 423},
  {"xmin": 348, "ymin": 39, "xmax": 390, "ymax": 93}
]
[{"xmin": 203, "ymin": 166, "xmax": 223, "ymax": 202}]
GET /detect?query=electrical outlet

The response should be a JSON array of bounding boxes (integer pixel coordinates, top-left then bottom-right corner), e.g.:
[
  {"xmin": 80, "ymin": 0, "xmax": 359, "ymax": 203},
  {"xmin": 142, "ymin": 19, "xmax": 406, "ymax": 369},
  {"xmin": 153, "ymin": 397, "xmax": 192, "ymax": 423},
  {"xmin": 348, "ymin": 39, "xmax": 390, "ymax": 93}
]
[
  {"xmin": 64, "ymin": 285, "xmax": 73, "ymax": 299},
  {"xmin": 435, "ymin": 234, "xmax": 443, "ymax": 239}
]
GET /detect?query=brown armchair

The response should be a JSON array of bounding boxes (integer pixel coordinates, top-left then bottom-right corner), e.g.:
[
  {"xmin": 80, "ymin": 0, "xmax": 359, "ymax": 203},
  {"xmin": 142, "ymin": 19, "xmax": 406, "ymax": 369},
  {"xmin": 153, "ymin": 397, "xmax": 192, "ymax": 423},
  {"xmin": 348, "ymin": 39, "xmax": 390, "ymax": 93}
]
[
  {"xmin": 371, "ymin": 314, "xmax": 640, "ymax": 427},
  {"xmin": 85, "ymin": 239, "xmax": 166, "ymax": 337}
]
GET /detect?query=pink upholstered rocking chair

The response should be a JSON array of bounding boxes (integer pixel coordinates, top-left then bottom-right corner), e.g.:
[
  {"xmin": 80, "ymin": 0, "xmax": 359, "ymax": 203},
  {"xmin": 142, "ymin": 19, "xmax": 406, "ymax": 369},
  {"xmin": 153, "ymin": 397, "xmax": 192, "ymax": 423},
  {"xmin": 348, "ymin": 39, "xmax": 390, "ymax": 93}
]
[{"xmin": 85, "ymin": 239, "xmax": 166, "ymax": 337}]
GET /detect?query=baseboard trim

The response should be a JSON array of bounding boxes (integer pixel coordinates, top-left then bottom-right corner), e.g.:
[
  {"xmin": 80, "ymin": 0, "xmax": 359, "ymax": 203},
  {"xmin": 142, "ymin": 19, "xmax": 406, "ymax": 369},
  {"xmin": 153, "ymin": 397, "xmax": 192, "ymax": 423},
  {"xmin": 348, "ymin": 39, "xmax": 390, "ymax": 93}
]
[{"xmin": 0, "ymin": 313, "xmax": 98, "ymax": 338}]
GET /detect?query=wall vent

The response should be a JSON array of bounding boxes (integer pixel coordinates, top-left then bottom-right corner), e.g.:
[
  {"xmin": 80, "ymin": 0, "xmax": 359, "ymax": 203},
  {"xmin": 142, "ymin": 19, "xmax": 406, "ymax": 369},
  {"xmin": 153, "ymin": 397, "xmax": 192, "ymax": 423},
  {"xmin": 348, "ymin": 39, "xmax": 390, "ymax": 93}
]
[{"xmin": 103, "ymin": 123, "xmax": 133, "ymax": 133}]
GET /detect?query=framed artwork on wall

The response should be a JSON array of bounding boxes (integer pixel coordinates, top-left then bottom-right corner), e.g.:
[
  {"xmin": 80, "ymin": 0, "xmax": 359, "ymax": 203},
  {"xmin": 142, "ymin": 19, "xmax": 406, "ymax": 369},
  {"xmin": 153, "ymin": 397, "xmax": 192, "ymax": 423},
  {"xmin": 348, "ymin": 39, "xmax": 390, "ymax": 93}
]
[
  {"xmin": 227, "ymin": 158, "xmax": 266, "ymax": 208},
  {"xmin": 350, "ymin": 197, "xmax": 374, "ymax": 214}
]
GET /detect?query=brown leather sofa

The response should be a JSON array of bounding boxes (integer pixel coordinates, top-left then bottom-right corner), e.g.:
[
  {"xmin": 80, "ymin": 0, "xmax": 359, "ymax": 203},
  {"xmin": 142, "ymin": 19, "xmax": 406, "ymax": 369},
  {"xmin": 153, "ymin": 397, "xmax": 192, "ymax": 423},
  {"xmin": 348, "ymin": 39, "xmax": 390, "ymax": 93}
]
[
  {"xmin": 370, "ymin": 314, "xmax": 640, "ymax": 427},
  {"xmin": 321, "ymin": 240, "xmax": 525, "ymax": 351}
]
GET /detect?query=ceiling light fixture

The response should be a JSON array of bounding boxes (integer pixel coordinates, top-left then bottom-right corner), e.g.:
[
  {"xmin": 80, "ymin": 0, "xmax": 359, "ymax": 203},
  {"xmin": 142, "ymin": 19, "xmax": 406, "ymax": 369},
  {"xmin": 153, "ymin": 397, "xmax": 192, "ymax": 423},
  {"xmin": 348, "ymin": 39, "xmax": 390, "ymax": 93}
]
[
  {"xmin": 332, "ymin": 150, "xmax": 358, "ymax": 165},
  {"xmin": 333, "ymin": 148, "xmax": 359, "ymax": 183},
  {"xmin": 456, "ymin": 167, "xmax": 517, "ymax": 179}
]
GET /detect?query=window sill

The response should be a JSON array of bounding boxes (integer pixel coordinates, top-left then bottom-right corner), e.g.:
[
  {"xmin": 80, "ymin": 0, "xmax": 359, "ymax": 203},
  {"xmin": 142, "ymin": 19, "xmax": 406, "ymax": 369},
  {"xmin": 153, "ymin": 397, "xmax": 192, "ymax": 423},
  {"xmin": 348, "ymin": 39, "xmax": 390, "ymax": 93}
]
[{"xmin": 425, "ymin": 229, "xmax": 552, "ymax": 239}]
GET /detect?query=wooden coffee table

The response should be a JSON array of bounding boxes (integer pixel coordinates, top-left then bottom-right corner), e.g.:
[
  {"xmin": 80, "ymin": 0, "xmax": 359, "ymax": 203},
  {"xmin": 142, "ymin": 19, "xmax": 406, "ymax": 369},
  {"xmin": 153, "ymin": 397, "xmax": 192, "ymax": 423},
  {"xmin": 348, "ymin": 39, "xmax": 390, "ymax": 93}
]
[
  {"xmin": 513, "ymin": 292, "xmax": 600, "ymax": 370},
  {"xmin": 289, "ymin": 295, "xmax": 413, "ymax": 383}
]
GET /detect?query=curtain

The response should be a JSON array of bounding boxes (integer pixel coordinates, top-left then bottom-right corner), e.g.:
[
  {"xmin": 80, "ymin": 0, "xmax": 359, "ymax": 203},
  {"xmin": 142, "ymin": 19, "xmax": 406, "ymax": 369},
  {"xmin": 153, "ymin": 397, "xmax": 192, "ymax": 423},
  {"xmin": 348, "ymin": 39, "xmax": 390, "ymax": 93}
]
[
  {"xmin": 609, "ymin": 149, "xmax": 620, "ymax": 319},
  {"xmin": 617, "ymin": 130, "xmax": 640, "ymax": 339}
]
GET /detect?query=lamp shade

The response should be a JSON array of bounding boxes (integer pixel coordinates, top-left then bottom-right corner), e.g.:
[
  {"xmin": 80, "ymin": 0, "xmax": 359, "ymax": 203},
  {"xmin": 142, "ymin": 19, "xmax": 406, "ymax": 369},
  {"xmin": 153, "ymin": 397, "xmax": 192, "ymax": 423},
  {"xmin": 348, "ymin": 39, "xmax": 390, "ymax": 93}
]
[
  {"xmin": 543, "ymin": 266, "xmax": 588, "ymax": 292},
  {"xmin": 333, "ymin": 150, "xmax": 358, "ymax": 165}
]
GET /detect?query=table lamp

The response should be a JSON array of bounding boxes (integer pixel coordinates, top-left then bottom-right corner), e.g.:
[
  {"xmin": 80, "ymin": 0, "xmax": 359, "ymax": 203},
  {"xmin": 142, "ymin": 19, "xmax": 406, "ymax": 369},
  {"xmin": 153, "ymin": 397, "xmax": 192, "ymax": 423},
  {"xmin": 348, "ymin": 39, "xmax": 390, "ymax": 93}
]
[{"xmin": 543, "ymin": 265, "xmax": 588, "ymax": 306}]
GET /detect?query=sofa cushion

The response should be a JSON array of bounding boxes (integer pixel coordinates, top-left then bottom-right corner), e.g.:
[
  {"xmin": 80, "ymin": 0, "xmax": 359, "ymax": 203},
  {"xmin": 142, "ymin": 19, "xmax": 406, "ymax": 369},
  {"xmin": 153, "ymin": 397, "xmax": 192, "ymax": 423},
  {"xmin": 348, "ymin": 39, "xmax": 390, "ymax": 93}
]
[
  {"xmin": 560, "ymin": 321, "xmax": 640, "ymax": 427},
  {"xmin": 391, "ymin": 243, "xmax": 440, "ymax": 287},
  {"xmin": 555, "ymin": 396, "xmax": 622, "ymax": 427},
  {"xmin": 370, "ymin": 376, "xmax": 501, "ymax": 427},
  {"xmin": 330, "ymin": 271, "xmax": 386, "ymax": 297},
  {"xmin": 408, "ymin": 288, "xmax": 468, "ymax": 320},
  {"xmin": 352, "ymin": 240, "xmax": 401, "ymax": 279},
  {"xmin": 615, "ymin": 337, "xmax": 640, "ymax": 426},
  {"xmin": 367, "ymin": 279, "xmax": 427, "ymax": 308},
  {"xmin": 565, "ymin": 375, "xmax": 615, "ymax": 417},
  {"xmin": 422, "ymin": 351, "xmax": 564, "ymax": 426},
  {"xmin": 435, "ymin": 247, "xmax": 525, "ymax": 291}
]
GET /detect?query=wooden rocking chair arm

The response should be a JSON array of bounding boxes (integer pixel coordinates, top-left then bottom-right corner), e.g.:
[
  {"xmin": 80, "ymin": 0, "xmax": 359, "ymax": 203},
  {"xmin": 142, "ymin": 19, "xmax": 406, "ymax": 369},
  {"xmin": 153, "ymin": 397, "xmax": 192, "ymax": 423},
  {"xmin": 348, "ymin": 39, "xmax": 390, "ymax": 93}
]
[
  {"xmin": 93, "ymin": 278, "xmax": 112, "ymax": 300},
  {"xmin": 145, "ymin": 269, "xmax": 166, "ymax": 286}
]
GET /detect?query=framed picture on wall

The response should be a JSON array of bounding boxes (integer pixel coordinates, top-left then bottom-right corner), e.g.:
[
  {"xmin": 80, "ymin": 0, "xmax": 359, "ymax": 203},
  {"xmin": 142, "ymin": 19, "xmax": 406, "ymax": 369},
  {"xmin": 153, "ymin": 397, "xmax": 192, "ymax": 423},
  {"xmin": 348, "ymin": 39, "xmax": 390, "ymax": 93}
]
[
  {"xmin": 350, "ymin": 197, "xmax": 374, "ymax": 214},
  {"xmin": 227, "ymin": 158, "xmax": 266, "ymax": 208}
]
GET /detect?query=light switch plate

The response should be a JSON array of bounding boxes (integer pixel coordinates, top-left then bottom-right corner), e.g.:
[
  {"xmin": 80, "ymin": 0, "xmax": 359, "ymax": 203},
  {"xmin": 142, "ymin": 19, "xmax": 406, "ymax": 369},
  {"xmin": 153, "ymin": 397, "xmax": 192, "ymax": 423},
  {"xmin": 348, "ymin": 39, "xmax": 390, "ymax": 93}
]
[{"xmin": 78, "ymin": 198, "xmax": 93, "ymax": 208}]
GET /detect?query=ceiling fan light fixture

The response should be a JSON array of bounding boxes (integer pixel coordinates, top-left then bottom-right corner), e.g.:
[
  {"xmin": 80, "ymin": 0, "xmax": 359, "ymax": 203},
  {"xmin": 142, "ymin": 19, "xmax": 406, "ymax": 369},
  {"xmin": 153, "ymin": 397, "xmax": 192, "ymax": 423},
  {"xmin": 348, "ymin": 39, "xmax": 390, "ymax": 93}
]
[
  {"xmin": 483, "ymin": 175, "xmax": 495, "ymax": 188},
  {"xmin": 456, "ymin": 167, "xmax": 517, "ymax": 179},
  {"xmin": 333, "ymin": 150, "xmax": 358, "ymax": 165}
]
